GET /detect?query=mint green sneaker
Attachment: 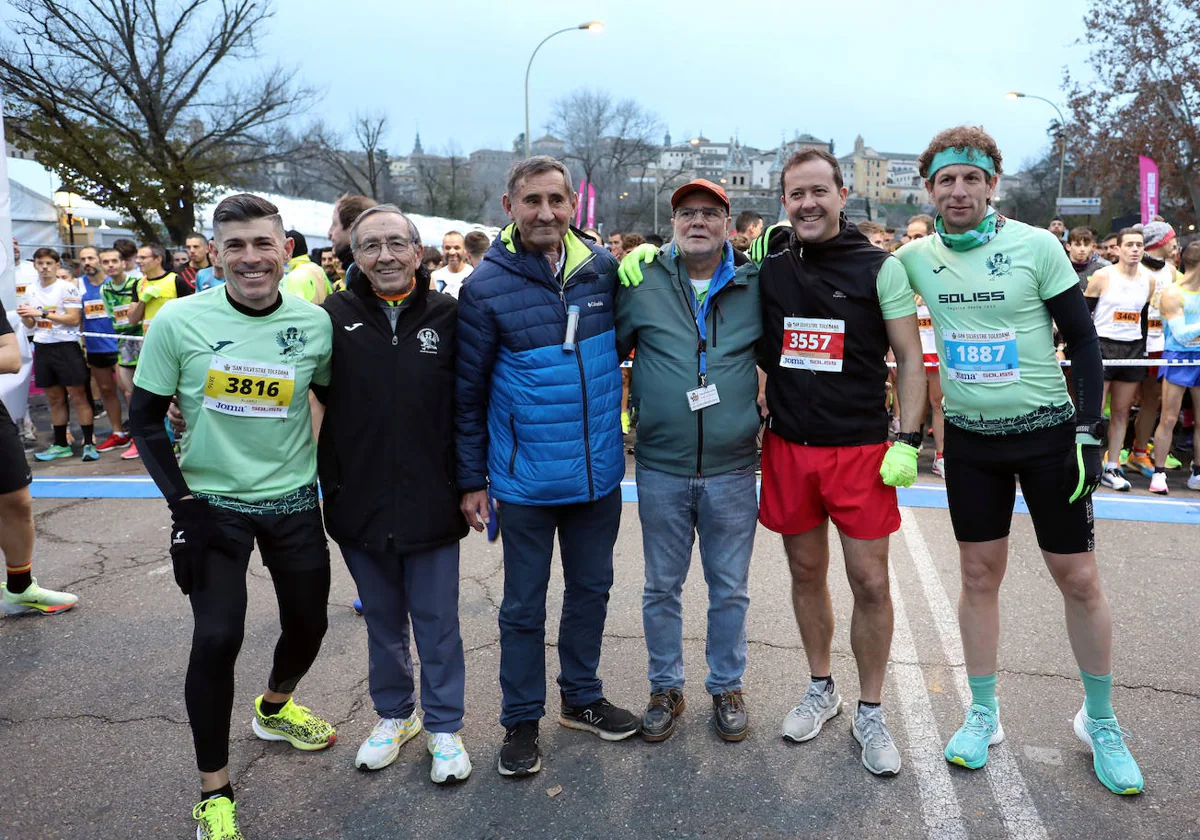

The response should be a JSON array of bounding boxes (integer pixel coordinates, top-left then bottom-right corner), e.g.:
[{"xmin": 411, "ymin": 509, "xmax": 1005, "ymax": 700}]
[
  {"xmin": 81, "ymin": 444, "xmax": 99, "ymax": 462},
  {"xmin": 34, "ymin": 444, "xmax": 72, "ymax": 461},
  {"xmin": 944, "ymin": 703, "xmax": 1004, "ymax": 769},
  {"xmin": 1073, "ymin": 707, "xmax": 1144, "ymax": 794}
]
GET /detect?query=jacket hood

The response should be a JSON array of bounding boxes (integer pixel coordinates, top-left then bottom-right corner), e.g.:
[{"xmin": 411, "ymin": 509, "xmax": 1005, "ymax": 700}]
[
  {"xmin": 346, "ymin": 262, "xmax": 432, "ymax": 305},
  {"xmin": 483, "ymin": 223, "xmax": 608, "ymax": 284}
]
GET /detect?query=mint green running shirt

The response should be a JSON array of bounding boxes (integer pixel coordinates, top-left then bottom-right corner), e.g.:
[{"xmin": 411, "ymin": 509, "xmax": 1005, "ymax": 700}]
[
  {"xmin": 134, "ymin": 288, "xmax": 332, "ymax": 501},
  {"xmin": 897, "ymin": 219, "xmax": 1077, "ymax": 434}
]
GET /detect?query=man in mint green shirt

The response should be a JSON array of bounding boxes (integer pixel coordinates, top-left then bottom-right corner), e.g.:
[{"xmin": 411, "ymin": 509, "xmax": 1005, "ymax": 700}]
[
  {"xmin": 897, "ymin": 126, "xmax": 1142, "ymax": 796},
  {"xmin": 130, "ymin": 193, "xmax": 336, "ymax": 840}
]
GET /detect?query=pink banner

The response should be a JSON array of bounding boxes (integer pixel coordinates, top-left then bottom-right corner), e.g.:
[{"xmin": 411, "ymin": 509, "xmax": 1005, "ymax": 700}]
[
  {"xmin": 575, "ymin": 179, "xmax": 587, "ymax": 228},
  {"xmin": 586, "ymin": 184, "xmax": 596, "ymax": 230},
  {"xmin": 1139, "ymin": 156, "xmax": 1159, "ymax": 224}
]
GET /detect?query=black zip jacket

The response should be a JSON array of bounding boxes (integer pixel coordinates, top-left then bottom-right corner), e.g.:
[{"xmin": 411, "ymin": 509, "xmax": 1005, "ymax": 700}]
[
  {"xmin": 756, "ymin": 216, "xmax": 894, "ymax": 446},
  {"xmin": 317, "ymin": 264, "xmax": 468, "ymax": 554}
]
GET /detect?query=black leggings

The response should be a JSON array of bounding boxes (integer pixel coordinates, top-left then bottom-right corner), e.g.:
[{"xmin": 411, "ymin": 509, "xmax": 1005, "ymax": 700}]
[{"xmin": 186, "ymin": 505, "xmax": 331, "ymax": 773}]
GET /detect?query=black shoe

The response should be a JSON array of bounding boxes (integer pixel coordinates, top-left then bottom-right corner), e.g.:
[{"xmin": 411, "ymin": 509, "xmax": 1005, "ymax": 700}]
[
  {"xmin": 559, "ymin": 694, "xmax": 640, "ymax": 741},
  {"xmin": 712, "ymin": 690, "xmax": 748, "ymax": 742},
  {"xmin": 498, "ymin": 720, "xmax": 540, "ymax": 777},
  {"xmin": 641, "ymin": 689, "xmax": 686, "ymax": 742},
  {"xmin": 93, "ymin": 402, "xmax": 106, "ymax": 419}
]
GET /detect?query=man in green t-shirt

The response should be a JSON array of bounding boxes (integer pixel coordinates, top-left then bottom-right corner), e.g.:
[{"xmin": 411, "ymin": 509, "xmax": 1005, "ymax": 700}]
[
  {"xmin": 129, "ymin": 193, "xmax": 335, "ymax": 840},
  {"xmin": 897, "ymin": 126, "xmax": 1142, "ymax": 796}
]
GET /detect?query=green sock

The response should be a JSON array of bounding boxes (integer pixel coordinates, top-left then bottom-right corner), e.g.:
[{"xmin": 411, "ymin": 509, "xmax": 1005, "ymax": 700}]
[
  {"xmin": 1081, "ymin": 670, "xmax": 1114, "ymax": 719},
  {"xmin": 968, "ymin": 673, "xmax": 998, "ymax": 713}
]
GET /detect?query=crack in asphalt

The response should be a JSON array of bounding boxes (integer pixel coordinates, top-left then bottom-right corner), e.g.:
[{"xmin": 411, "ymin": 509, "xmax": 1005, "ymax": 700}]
[
  {"xmin": 997, "ymin": 667, "xmax": 1200, "ymax": 700},
  {"xmin": 0, "ymin": 712, "xmax": 188, "ymax": 727}
]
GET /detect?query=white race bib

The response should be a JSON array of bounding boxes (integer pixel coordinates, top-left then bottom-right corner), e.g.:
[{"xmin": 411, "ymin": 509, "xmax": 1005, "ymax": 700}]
[
  {"xmin": 203, "ymin": 355, "xmax": 296, "ymax": 418},
  {"xmin": 780, "ymin": 317, "xmax": 846, "ymax": 372},
  {"xmin": 942, "ymin": 329, "xmax": 1020, "ymax": 383}
]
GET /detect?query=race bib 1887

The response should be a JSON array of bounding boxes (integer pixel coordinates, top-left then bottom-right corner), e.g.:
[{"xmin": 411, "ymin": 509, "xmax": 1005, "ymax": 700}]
[
  {"xmin": 780, "ymin": 317, "xmax": 846, "ymax": 372},
  {"xmin": 942, "ymin": 328, "xmax": 1020, "ymax": 383},
  {"xmin": 203, "ymin": 355, "xmax": 296, "ymax": 417}
]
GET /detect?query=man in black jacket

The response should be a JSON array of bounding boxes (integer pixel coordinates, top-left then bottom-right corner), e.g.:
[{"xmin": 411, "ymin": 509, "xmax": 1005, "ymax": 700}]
[{"xmin": 317, "ymin": 204, "xmax": 472, "ymax": 785}]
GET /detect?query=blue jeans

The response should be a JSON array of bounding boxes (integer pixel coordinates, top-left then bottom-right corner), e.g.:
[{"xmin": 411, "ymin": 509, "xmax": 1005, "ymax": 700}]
[
  {"xmin": 496, "ymin": 488, "xmax": 622, "ymax": 727},
  {"xmin": 636, "ymin": 463, "xmax": 757, "ymax": 694},
  {"xmin": 340, "ymin": 543, "xmax": 465, "ymax": 732}
]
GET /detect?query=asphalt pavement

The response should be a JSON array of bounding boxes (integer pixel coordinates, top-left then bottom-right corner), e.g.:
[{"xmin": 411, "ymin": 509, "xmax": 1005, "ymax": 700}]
[{"xmin": 2, "ymin": 450, "xmax": 1199, "ymax": 839}]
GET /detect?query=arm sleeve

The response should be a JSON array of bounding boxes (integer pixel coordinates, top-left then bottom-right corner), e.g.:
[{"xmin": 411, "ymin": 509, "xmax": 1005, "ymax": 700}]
[
  {"xmin": 1044, "ymin": 285, "xmax": 1102, "ymax": 427},
  {"xmin": 454, "ymin": 280, "xmax": 499, "ymax": 493},
  {"xmin": 128, "ymin": 387, "xmax": 191, "ymax": 504},
  {"xmin": 877, "ymin": 258, "xmax": 918, "ymax": 320}
]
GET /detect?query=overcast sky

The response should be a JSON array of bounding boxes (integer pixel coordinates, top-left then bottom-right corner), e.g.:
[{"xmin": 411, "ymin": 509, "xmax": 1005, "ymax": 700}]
[{"xmin": 260, "ymin": 0, "xmax": 1093, "ymax": 172}]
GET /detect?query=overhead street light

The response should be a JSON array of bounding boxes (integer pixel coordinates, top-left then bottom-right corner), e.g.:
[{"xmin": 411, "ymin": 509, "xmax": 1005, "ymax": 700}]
[
  {"xmin": 1007, "ymin": 91, "xmax": 1067, "ymax": 202},
  {"xmin": 524, "ymin": 21, "xmax": 604, "ymax": 158}
]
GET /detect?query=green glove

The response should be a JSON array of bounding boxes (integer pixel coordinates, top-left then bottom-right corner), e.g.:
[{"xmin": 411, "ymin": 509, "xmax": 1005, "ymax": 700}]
[
  {"xmin": 879, "ymin": 441, "xmax": 919, "ymax": 488},
  {"xmin": 1064, "ymin": 433, "xmax": 1103, "ymax": 503},
  {"xmin": 617, "ymin": 243, "xmax": 658, "ymax": 287},
  {"xmin": 748, "ymin": 223, "xmax": 781, "ymax": 265}
]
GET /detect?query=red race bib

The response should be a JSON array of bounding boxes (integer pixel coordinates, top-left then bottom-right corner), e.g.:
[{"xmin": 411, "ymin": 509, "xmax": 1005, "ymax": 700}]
[{"xmin": 780, "ymin": 317, "xmax": 846, "ymax": 372}]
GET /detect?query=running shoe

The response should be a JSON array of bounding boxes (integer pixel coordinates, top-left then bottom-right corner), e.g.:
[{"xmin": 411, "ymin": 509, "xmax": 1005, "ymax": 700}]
[
  {"xmin": 33, "ymin": 444, "xmax": 72, "ymax": 462},
  {"xmin": 95, "ymin": 432, "xmax": 132, "ymax": 452},
  {"xmin": 559, "ymin": 695, "xmax": 640, "ymax": 740},
  {"xmin": 1166, "ymin": 452, "xmax": 1183, "ymax": 470},
  {"xmin": 932, "ymin": 456, "xmax": 946, "ymax": 479},
  {"xmin": 852, "ymin": 705, "xmax": 902, "ymax": 776},
  {"xmin": 782, "ymin": 682, "xmax": 842, "ymax": 743},
  {"xmin": 1073, "ymin": 706, "xmax": 1144, "ymax": 795},
  {"xmin": 193, "ymin": 795, "xmax": 244, "ymax": 840},
  {"xmin": 354, "ymin": 713, "xmax": 421, "ymax": 770},
  {"xmin": 498, "ymin": 720, "xmax": 541, "ymax": 777},
  {"xmin": 1100, "ymin": 467, "xmax": 1132, "ymax": 491},
  {"xmin": 428, "ymin": 731, "xmax": 472, "ymax": 784},
  {"xmin": 120, "ymin": 440, "xmax": 140, "ymax": 460},
  {"xmin": 1149, "ymin": 472, "xmax": 1169, "ymax": 495},
  {"xmin": 944, "ymin": 703, "xmax": 1004, "ymax": 769},
  {"xmin": 1, "ymin": 578, "xmax": 79, "ymax": 615},
  {"xmin": 81, "ymin": 444, "xmax": 99, "ymax": 462},
  {"xmin": 1189, "ymin": 465, "xmax": 1200, "ymax": 492},
  {"xmin": 92, "ymin": 401, "xmax": 106, "ymax": 419},
  {"xmin": 1125, "ymin": 452, "xmax": 1154, "ymax": 479},
  {"xmin": 251, "ymin": 696, "xmax": 336, "ymax": 750}
]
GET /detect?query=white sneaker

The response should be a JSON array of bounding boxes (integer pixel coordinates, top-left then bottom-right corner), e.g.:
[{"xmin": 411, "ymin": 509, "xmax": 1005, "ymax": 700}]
[
  {"xmin": 782, "ymin": 682, "xmax": 842, "ymax": 743},
  {"xmin": 1149, "ymin": 472, "xmax": 1168, "ymax": 495},
  {"xmin": 354, "ymin": 713, "xmax": 421, "ymax": 770},
  {"xmin": 1100, "ymin": 467, "xmax": 1131, "ymax": 491},
  {"xmin": 428, "ymin": 731, "xmax": 472, "ymax": 784},
  {"xmin": 1188, "ymin": 467, "xmax": 1200, "ymax": 491},
  {"xmin": 932, "ymin": 456, "xmax": 946, "ymax": 479}
]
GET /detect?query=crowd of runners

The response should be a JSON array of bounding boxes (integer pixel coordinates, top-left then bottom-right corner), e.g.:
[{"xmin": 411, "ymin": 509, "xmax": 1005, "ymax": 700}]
[{"xmin": 5, "ymin": 122, "xmax": 1190, "ymax": 838}]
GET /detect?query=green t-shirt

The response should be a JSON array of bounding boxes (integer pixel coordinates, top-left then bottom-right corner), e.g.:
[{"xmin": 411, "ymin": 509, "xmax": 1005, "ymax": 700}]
[
  {"xmin": 876, "ymin": 257, "xmax": 919, "ymax": 320},
  {"xmin": 101, "ymin": 275, "xmax": 140, "ymax": 335},
  {"xmin": 134, "ymin": 288, "xmax": 333, "ymax": 501},
  {"xmin": 897, "ymin": 219, "xmax": 1076, "ymax": 434}
]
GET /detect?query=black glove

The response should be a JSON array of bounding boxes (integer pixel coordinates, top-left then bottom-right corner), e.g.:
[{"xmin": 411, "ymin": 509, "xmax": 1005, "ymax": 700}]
[
  {"xmin": 168, "ymin": 497, "xmax": 224, "ymax": 595},
  {"xmin": 1064, "ymin": 434, "xmax": 1103, "ymax": 504}
]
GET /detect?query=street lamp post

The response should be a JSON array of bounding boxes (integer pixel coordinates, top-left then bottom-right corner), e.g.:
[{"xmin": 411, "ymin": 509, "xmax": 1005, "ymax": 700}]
[
  {"xmin": 1007, "ymin": 92, "xmax": 1067, "ymax": 202},
  {"xmin": 524, "ymin": 21, "xmax": 603, "ymax": 159}
]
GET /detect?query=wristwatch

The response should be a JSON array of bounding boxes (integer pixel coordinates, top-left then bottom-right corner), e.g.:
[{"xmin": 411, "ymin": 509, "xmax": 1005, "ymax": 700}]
[{"xmin": 897, "ymin": 431, "xmax": 922, "ymax": 449}]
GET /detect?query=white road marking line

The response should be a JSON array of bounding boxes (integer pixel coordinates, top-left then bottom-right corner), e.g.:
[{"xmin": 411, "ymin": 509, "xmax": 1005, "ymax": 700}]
[
  {"xmin": 900, "ymin": 516, "xmax": 1048, "ymax": 840},
  {"xmin": 147, "ymin": 563, "xmax": 172, "ymax": 576},
  {"xmin": 887, "ymin": 558, "xmax": 969, "ymax": 840}
]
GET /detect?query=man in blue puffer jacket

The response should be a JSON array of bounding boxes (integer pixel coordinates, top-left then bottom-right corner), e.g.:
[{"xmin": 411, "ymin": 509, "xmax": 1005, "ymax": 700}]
[{"xmin": 457, "ymin": 156, "xmax": 639, "ymax": 777}]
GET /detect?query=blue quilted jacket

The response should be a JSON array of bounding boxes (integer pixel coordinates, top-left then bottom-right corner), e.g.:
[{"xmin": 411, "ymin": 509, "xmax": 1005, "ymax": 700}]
[{"xmin": 455, "ymin": 224, "xmax": 624, "ymax": 506}]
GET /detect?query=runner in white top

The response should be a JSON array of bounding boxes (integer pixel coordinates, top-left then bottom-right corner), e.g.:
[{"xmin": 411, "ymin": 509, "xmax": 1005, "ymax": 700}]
[
  {"xmin": 1083, "ymin": 228, "xmax": 1154, "ymax": 491},
  {"xmin": 915, "ymin": 298, "xmax": 946, "ymax": 476},
  {"xmin": 1128, "ymin": 221, "xmax": 1179, "ymax": 478},
  {"xmin": 429, "ymin": 231, "xmax": 473, "ymax": 299}
]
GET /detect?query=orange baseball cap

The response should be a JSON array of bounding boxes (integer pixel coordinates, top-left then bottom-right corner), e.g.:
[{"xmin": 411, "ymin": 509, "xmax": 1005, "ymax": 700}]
[{"xmin": 670, "ymin": 179, "xmax": 730, "ymax": 212}]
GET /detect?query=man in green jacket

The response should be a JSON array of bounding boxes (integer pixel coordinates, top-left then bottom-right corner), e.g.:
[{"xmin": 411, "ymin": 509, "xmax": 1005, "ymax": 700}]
[{"xmin": 615, "ymin": 179, "xmax": 761, "ymax": 743}]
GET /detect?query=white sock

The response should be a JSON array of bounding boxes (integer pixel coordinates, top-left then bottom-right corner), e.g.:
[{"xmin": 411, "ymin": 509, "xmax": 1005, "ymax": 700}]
[{"xmin": 1105, "ymin": 461, "xmax": 1118, "ymax": 471}]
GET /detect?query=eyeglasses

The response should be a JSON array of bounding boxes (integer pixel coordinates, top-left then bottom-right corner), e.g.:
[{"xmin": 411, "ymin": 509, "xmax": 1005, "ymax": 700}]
[
  {"xmin": 356, "ymin": 238, "xmax": 414, "ymax": 258},
  {"xmin": 674, "ymin": 207, "xmax": 726, "ymax": 223}
]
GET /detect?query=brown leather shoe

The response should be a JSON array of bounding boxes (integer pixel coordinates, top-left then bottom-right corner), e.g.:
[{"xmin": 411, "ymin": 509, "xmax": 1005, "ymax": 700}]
[
  {"xmin": 640, "ymin": 689, "xmax": 686, "ymax": 742},
  {"xmin": 712, "ymin": 690, "xmax": 748, "ymax": 742}
]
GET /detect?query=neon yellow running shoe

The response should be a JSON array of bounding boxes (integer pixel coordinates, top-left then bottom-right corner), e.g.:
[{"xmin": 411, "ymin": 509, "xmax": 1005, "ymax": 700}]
[
  {"xmin": 193, "ymin": 795, "xmax": 245, "ymax": 840},
  {"xmin": 1, "ymin": 578, "xmax": 78, "ymax": 615},
  {"xmin": 252, "ymin": 696, "xmax": 336, "ymax": 750},
  {"xmin": 1166, "ymin": 452, "xmax": 1183, "ymax": 470}
]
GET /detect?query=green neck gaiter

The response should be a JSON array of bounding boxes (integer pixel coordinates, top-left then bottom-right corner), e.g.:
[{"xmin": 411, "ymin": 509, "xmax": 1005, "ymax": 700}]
[{"xmin": 935, "ymin": 206, "xmax": 1005, "ymax": 252}]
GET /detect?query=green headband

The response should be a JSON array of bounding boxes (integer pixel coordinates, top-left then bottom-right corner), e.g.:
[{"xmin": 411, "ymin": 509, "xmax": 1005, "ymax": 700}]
[{"xmin": 928, "ymin": 147, "xmax": 996, "ymax": 179}]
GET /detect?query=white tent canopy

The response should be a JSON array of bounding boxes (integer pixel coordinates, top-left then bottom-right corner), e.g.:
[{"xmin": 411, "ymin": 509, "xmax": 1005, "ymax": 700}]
[{"xmin": 6, "ymin": 157, "xmax": 498, "ymax": 252}]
